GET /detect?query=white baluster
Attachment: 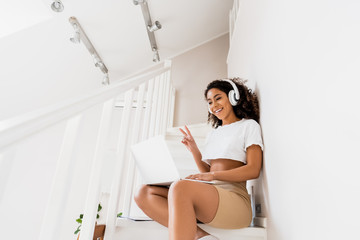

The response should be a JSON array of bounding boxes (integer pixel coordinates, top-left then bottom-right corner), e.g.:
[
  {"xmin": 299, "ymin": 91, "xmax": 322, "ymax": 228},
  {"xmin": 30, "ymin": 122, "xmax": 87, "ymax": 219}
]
[
  {"xmin": 104, "ymin": 90, "xmax": 134, "ymax": 240},
  {"xmin": 162, "ymin": 71, "xmax": 171, "ymax": 133},
  {"xmin": 141, "ymin": 78, "xmax": 155, "ymax": 141},
  {"xmin": 155, "ymin": 73, "xmax": 165, "ymax": 135},
  {"xmin": 148, "ymin": 76, "xmax": 160, "ymax": 137},
  {"xmin": 122, "ymin": 83, "xmax": 146, "ymax": 217},
  {"xmin": 168, "ymin": 87, "xmax": 176, "ymax": 129},
  {"xmin": 38, "ymin": 115, "xmax": 82, "ymax": 240},
  {"xmin": 80, "ymin": 99, "xmax": 115, "ymax": 240}
]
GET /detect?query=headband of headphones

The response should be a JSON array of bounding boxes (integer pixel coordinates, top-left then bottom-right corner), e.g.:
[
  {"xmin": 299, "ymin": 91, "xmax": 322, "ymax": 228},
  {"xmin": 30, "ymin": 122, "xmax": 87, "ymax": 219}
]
[
  {"xmin": 221, "ymin": 79, "xmax": 240, "ymax": 104},
  {"xmin": 208, "ymin": 78, "xmax": 241, "ymax": 114}
]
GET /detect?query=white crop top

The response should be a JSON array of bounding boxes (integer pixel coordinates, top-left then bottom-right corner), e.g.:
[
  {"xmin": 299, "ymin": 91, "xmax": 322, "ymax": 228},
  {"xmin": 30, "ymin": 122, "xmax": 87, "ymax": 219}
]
[{"xmin": 201, "ymin": 119, "xmax": 263, "ymax": 165}]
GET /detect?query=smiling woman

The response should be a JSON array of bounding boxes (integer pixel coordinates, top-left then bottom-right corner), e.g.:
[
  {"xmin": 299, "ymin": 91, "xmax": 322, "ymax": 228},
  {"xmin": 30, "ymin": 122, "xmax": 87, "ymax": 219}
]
[
  {"xmin": 0, "ymin": 1, "xmax": 53, "ymax": 39},
  {"xmin": 135, "ymin": 77, "xmax": 263, "ymax": 240}
]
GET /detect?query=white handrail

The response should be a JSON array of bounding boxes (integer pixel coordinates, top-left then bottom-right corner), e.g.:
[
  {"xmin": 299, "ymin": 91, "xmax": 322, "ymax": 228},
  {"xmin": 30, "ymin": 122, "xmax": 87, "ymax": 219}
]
[{"xmin": 0, "ymin": 66, "xmax": 170, "ymax": 151}]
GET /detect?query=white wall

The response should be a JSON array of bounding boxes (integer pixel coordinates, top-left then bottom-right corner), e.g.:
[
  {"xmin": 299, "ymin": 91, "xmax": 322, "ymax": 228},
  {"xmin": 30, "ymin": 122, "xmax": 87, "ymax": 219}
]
[
  {"xmin": 171, "ymin": 34, "xmax": 229, "ymax": 127},
  {"xmin": 227, "ymin": 0, "xmax": 360, "ymax": 239}
]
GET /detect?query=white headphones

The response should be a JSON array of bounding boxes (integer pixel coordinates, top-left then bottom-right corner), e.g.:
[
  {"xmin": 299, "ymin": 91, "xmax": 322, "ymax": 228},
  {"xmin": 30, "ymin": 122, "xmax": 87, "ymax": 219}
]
[{"xmin": 208, "ymin": 79, "xmax": 240, "ymax": 114}]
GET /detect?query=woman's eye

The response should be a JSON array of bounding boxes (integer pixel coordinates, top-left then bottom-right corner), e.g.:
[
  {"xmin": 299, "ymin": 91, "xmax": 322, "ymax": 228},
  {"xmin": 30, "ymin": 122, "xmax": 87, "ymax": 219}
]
[{"xmin": 216, "ymin": 97, "xmax": 221, "ymax": 101}]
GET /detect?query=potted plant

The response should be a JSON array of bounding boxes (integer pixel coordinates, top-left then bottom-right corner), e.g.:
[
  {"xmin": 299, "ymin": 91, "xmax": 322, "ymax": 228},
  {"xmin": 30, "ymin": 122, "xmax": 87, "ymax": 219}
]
[{"xmin": 74, "ymin": 203, "xmax": 106, "ymax": 240}]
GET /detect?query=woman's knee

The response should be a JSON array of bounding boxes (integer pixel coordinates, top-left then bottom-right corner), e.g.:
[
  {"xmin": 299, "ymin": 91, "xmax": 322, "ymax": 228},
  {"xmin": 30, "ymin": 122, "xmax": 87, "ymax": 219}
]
[
  {"xmin": 168, "ymin": 180, "xmax": 192, "ymax": 200},
  {"xmin": 134, "ymin": 184, "xmax": 150, "ymax": 206}
]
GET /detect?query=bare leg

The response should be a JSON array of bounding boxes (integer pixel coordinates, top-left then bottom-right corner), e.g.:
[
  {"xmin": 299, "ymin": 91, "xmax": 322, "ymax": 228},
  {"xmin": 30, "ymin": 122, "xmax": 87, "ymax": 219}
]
[
  {"xmin": 134, "ymin": 185, "xmax": 169, "ymax": 226},
  {"xmin": 134, "ymin": 184, "xmax": 214, "ymax": 239},
  {"xmin": 168, "ymin": 180, "xmax": 219, "ymax": 240}
]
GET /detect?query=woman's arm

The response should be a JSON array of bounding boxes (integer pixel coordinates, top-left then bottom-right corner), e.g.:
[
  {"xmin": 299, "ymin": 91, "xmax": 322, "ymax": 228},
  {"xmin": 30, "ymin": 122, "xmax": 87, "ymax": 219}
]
[
  {"xmin": 186, "ymin": 144, "xmax": 262, "ymax": 182},
  {"xmin": 179, "ymin": 126, "xmax": 210, "ymax": 173}
]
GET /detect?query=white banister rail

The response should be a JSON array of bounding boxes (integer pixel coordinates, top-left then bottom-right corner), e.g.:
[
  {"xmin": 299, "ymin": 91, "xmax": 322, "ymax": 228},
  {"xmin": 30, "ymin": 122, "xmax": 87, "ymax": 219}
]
[
  {"xmin": 0, "ymin": 66, "xmax": 169, "ymax": 150},
  {"xmin": 0, "ymin": 63, "xmax": 175, "ymax": 240}
]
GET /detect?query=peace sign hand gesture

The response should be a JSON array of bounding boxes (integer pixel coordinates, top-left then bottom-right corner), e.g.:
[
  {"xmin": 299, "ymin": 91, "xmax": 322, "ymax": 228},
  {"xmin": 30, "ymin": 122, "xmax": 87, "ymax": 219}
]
[{"xmin": 179, "ymin": 125, "xmax": 198, "ymax": 153}]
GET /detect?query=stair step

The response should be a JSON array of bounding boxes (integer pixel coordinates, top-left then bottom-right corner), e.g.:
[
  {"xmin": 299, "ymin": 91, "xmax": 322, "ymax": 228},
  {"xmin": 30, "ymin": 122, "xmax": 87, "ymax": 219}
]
[{"xmin": 115, "ymin": 218, "xmax": 267, "ymax": 240}]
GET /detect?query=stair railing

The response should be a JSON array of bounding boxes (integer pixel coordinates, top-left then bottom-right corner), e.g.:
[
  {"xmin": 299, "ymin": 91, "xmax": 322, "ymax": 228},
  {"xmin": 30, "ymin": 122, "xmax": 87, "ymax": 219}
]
[{"xmin": 0, "ymin": 63, "xmax": 175, "ymax": 240}]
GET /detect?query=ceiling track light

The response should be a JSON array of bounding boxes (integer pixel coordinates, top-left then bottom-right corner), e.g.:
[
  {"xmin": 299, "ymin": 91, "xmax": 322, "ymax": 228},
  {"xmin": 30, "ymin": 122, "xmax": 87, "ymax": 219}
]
[
  {"xmin": 70, "ymin": 23, "xmax": 80, "ymax": 44},
  {"xmin": 51, "ymin": 0, "xmax": 64, "ymax": 12},
  {"xmin": 134, "ymin": 0, "xmax": 162, "ymax": 63},
  {"xmin": 102, "ymin": 73, "xmax": 110, "ymax": 85},
  {"xmin": 152, "ymin": 48, "xmax": 160, "ymax": 62},
  {"xmin": 153, "ymin": 51, "xmax": 160, "ymax": 62},
  {"xmin": 148, "ymin": 21, "xmax": 162, "ymax": 32},
  {"xmin": 69, "ymin": 17, "xmax": 109, "ymax": 84},
  {"xmin": 133, "ymin": 0, "xmax": 146, "ymax": 5}
]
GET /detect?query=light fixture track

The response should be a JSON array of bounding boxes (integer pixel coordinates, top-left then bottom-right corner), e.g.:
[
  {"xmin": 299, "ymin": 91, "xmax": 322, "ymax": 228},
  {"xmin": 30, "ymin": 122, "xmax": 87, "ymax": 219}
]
[
  {"xmin": 69, "ymin": 17, "xmax": 109, "ymax": 84},
  {"xmin": 134, "ymin": 0, "xmax": 162, "ymax": 62}
]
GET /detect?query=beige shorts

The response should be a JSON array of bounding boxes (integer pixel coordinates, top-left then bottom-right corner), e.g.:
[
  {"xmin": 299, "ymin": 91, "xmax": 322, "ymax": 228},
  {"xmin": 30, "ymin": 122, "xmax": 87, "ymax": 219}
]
[{"xmin": 206, "ymin": 182, "xmax": 252, "ymax": 229}]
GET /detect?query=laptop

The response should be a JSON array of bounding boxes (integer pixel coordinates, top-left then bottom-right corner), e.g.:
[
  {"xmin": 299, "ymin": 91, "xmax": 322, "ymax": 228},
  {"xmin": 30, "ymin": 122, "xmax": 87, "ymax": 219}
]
[{"xmin": 130, "ymin": 135, "xmax": 215, "ymax": 186}]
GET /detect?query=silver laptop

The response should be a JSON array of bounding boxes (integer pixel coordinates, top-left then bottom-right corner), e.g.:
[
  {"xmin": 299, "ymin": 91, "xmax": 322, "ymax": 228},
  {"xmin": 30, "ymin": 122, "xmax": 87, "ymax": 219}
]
[{"xmin": 131, "ymin": 135, "xmax": 214, "ymax": 186}]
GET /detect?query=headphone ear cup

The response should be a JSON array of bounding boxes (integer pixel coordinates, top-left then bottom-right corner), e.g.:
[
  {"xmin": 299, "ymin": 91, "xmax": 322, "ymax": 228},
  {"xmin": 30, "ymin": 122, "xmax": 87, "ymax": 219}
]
[{"xmin": 228, "ymin": 90, "xmax": 237, "ymax": 106}]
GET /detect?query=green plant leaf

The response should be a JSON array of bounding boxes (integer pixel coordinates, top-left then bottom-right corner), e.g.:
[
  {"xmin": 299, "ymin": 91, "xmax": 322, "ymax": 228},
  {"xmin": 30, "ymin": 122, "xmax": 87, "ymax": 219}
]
[
  {"xmin": 98, "ymin": 203, "xmax": 102, "ymax": 212},
  {"xmin": 76, "ymin": 218, "xmax": 82, "ymax": 224},
  {"xmin": 117, "ymin": 212, "xmax": 123, "ymax": 217},
  {"xmin": 96, "ymin": 214, "xmax": 100, "ymax": 219},
  {"xmin": 74, "ymin": 225, "xmax": 81, "ymax": 235},
  {"xmin": 79, "ymin": 214, "xmax": 83, "ymax": 219}
]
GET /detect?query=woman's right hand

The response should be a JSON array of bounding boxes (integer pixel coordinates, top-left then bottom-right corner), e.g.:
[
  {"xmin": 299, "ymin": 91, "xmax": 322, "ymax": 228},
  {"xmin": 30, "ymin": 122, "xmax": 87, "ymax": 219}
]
[{"xmin": 179, "ymin": 125, "xmax": 198, "ymax": 153}]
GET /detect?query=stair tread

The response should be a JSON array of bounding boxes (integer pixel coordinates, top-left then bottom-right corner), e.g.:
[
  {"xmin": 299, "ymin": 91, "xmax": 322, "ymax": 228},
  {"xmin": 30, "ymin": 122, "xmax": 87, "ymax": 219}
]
[{"xmin": 116, "ymin": 218, "xmax": 266, "ymax": 237}]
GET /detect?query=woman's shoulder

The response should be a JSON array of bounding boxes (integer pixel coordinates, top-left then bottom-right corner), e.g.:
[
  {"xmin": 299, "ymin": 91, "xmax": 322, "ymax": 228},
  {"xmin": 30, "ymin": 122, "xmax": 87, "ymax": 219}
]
[{"xmin": 241, "ymin": 118, "xmax": 260, "ymax": 126}]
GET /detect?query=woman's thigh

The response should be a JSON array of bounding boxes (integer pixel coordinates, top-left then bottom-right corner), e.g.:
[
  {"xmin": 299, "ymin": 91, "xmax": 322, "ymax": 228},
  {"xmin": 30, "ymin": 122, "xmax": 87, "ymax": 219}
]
[{"xmin": 168, "ymin": 180, "xmax": 219, "ymax": 223}]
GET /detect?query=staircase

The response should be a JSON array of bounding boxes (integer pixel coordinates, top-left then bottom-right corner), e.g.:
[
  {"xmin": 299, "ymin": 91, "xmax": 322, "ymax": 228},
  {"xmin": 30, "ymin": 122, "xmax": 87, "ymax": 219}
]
[
  {"xmin": 114, "ymin": 123, "xmax": 267, "ymax": 240},
  {"xmin": 0, "ymin": 64, "xmax": 174, "ymax": 240}
]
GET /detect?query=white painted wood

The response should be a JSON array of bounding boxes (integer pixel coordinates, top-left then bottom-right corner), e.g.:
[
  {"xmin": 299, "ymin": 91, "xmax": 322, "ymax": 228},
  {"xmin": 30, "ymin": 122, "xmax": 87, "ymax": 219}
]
[
  {"xmin": 38, "ymin": 115, "xmax": 82, "ymax": 240},
  {"xmin": 79, "ymin": 99, "xmax": 115, "ymax": 240},
  {"xmin": 155, "ymin": 73, "xmax": 165, "ymax": 135},
  {"xmin": 168, "ymin": 87, "xmax": 176, "ymax": 128},
  {"xmin": 165, "ymin": 71, "xmax": 173, "ymax": 129},
  {"xmin": 114, "ymin": 219, "xmax": 266, "ymax": 240},
  {"xmin": 104, "ymin": 90, "xmax": 134, "ymax": 240},
  {"xmin": 161, "ymin": 73, "xmax": 171, "ymax": 134},
  {"xmin": 122, "ymin": 83, "xmax": 146, "ymax": 217},
  {"xmin": 158, "ymin": 73, "xmax": 166, "ymax": 135},
  {"xmin": 0, "ymin": 67, "xmax": 170, "ymax": 150},
  {"xmin": 148, "ymin": 76, "xmax": 160, "ymax": 137},
  {"xmin": 141, "ymin": 78, "xmax": 155, "ymax": 141}
]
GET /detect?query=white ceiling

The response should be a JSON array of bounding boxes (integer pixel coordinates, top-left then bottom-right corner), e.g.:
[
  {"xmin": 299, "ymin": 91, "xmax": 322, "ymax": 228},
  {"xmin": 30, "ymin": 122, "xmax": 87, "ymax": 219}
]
[{"xmin": 50, "ymin": 0, "xmax": 234, "ymax": 80}]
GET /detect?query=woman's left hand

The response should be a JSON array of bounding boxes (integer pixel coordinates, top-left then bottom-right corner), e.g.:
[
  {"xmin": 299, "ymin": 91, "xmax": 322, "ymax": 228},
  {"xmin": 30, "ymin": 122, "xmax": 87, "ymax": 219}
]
[{"xmin": 185, "ymin": 172, "xmax": 215, "ymax": 181}]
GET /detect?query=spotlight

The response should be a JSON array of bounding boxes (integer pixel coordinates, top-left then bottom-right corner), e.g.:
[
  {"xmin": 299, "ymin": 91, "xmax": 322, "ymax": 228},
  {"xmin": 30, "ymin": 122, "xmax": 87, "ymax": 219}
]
[
  {"xmin": 102, "ymin": 73, "xmax": 110, "ymax": 85},
  {"xmin": 152, "ymin": 50, "xmax": 160, "ymax": 62},
  {"xmin": 70, "ymin": 24, "xmax": 80, "ymax": 44},
  {"xmin": 133, "ymin": 0, "xmax": 146, "ymax": 5},
  {"xmin": 51, "ymin": 0, "xmax": 64, "ymax": 12},
  {"xmin": 70, "ymin": 24, "xmax": 80, "ymax": 43},
  {"xmin": 92, "ymin": 54, "xmax": 104, "ymax": 68},
  {"xmin": 148, "ymin": 21, "xmax": 162, "ymax": 32}
]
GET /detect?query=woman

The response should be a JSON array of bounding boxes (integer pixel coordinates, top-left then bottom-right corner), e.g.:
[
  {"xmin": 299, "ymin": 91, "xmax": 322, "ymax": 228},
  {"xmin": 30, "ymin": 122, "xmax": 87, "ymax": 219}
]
[{"xmin": 135, "ymin": 78, "xmax": 263, "ymax": 240}]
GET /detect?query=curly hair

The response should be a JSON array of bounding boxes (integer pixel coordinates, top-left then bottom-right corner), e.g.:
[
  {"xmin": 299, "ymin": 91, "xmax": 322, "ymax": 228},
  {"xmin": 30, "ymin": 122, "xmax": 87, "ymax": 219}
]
[{"xmin": 204, "ymin": 78, "xmax": 260, "ymax": 128}]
